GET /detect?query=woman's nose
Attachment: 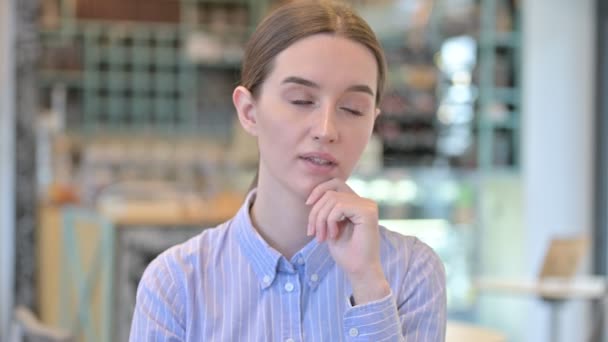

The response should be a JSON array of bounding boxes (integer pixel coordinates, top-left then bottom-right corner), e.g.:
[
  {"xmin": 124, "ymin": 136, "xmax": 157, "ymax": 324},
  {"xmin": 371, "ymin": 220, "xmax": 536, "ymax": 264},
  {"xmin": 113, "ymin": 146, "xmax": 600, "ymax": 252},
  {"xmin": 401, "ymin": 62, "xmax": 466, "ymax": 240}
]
[{"xmin": 311, "ymin": 107, "xmax": 338, "ymax": 143}]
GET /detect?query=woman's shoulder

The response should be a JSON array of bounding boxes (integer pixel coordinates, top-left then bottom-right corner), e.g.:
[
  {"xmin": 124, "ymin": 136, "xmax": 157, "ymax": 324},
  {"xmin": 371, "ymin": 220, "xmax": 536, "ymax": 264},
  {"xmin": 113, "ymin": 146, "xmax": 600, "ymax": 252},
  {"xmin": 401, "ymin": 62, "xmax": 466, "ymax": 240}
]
[
  {"xmin": 140, "ymin": 219, "xmax": 234, "ymax": 284},
  {"xmin": 378, "ymin": 225, "xmax": 445, "ymax": 272},
  {"xmin": 378, "ymin": 225, "xmax": 432, "ymax": 254}
]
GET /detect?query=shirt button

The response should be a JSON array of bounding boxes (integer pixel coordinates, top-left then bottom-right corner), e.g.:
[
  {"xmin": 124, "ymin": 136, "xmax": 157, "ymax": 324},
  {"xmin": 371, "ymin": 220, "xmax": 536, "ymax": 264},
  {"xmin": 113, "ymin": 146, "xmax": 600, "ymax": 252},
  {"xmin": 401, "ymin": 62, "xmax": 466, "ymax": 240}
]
[
  {"xmin": 349, "ymin": 328, "xmax": 359, "ymax": 337},
  {"xmin": 284, "ymin": 282, "xmax": 295, "ymax": 292},
  {"xmin": 310, "ymin": 274, "xmax": 319, "ymax": 282},
  {"xmin": 263, "ymin": 275, "xmax": 271, "ymax": 284},
  {"xmin": 297, "ymin": 257, "xmax": 305, "ymax": 265},
  {"xmin": 285, "ymin": 339, "xmax": 295, "ymax": 342}
]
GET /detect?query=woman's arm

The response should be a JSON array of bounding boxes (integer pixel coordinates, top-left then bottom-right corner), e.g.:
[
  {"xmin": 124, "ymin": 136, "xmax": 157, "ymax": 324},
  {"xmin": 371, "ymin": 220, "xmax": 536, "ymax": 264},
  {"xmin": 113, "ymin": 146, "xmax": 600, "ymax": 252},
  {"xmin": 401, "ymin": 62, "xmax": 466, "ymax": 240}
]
[
  {"xmin": 341, "ymin": 240, "xmax": 446, "ymax": 341},
  {"xmin": 307, "ymin": 179, "xmax": 446, "ymax": 341},
  {"xmin": 398, "ymin": 240, "xmax": 447, "ymax": 341}
]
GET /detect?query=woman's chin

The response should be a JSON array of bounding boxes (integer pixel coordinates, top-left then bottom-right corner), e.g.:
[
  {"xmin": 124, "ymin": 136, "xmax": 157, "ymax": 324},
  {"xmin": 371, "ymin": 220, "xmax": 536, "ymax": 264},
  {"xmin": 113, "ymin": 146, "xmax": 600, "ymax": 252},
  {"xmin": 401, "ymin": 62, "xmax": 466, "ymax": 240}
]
[{"xmin": 292, "ymin": 177, "xmax": 331, "ymax": 200}]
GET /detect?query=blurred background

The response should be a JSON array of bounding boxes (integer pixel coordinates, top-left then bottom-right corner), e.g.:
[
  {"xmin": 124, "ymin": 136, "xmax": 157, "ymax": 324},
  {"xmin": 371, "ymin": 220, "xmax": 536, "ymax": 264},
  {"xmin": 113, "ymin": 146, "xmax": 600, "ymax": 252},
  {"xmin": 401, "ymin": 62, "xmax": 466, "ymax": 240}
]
[{"xmin": 0, "ymin": 0, "xmax": 606, "ymax": 341}]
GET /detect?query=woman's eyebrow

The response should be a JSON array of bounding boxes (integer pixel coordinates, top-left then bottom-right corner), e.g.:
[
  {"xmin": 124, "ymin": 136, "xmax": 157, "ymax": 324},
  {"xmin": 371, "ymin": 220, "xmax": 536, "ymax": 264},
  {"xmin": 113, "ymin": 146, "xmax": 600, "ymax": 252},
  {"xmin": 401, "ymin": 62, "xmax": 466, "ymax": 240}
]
[
  {"xmin": 282, "ymin": 76, "xmax": 319, "ymax": 88},
  {"xmin": 282, "ymin": 76, "xmax": 374, "ymax": 97},
  {"xmin": 346, "ymin": 84, "xmax": 374, "ymax": 97}
]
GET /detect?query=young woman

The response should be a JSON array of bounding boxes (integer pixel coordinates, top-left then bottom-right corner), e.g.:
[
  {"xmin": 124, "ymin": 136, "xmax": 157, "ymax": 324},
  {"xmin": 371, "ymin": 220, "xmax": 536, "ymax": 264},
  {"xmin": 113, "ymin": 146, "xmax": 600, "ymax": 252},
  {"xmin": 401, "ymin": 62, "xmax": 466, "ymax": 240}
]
[{"xmin": 130, "ymin": 1, "xmax": 446, "ymax": 341}]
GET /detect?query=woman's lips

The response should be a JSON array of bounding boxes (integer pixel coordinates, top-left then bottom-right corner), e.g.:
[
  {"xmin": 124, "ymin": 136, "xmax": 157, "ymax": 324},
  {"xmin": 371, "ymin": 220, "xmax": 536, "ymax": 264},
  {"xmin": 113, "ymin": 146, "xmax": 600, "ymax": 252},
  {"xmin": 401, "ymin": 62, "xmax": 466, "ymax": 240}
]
[
  {"xmin": 299, "ymin": 152, "xmax": 338, "ymax": 165},
  {"xmin": 298, "ymin": 152, "xmax": 338, "ymax": 174}
]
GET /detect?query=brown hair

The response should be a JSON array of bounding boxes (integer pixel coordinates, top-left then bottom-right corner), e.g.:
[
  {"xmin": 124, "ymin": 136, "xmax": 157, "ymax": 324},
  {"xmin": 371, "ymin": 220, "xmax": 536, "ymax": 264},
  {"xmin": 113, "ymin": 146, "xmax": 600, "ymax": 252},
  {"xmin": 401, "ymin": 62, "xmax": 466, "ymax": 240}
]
[{"xmin": 240, "ymin": 0, "xmax": 387, "ymax": 105}]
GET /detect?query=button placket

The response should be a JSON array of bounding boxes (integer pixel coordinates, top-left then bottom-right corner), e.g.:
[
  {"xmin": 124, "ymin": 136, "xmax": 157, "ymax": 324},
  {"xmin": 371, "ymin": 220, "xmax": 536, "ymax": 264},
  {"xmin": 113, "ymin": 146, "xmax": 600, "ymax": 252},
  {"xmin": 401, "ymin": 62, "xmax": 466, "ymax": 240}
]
[{"xmin": 278, "ymin": 275, "xmax": 302, "ymax": 342}]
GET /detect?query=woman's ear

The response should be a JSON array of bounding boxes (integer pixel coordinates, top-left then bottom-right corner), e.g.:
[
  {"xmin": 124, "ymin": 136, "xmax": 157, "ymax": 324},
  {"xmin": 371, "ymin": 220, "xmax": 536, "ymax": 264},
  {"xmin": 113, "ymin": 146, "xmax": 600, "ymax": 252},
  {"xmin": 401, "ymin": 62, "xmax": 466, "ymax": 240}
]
[{"xmin": 233, "ymin": 85, "xmax": 258, "ymax": 136}]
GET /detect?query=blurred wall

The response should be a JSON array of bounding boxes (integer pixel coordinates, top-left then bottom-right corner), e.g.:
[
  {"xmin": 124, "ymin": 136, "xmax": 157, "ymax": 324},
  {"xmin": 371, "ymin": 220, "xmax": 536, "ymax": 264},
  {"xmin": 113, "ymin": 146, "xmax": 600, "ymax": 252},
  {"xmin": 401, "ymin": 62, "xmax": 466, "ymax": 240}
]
[
  {"xmin": 522, "ymin": 0, "xmax": 596, "ymax": 341},
  {"xmin": 0, "ymin": 0, "xmax": 16, "ymax": 340}
]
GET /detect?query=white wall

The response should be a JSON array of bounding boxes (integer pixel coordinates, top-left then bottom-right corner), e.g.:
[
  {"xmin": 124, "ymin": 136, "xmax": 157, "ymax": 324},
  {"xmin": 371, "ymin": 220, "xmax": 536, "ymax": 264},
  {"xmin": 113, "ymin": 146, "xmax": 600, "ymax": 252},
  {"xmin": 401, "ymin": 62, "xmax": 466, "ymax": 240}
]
[
  {"xmin": 522, "ymin": 0, "xmax": 596, "ymax": 341},
  {"xmin": 0, "ymin": 0, "xmax": 16, "ymax": 340}
]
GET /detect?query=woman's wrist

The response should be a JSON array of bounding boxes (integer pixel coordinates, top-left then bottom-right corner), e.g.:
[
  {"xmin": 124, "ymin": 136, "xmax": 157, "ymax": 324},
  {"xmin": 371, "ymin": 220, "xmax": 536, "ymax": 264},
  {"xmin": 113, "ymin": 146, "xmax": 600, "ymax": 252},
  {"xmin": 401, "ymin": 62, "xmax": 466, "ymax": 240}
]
[{"xmin": 349, "ymin": 267, "xmax": 391, "ymax": 306}]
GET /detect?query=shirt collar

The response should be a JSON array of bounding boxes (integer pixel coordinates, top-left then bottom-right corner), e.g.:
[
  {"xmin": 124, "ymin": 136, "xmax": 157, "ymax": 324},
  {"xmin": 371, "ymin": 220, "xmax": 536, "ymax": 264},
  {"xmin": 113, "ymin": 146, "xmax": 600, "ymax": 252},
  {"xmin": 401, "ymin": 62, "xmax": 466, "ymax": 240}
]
[
  {"xmin": 233, "ymin": 189, "xmax": 282, "ymax": 290},
  {"xmin": 296, "ymin": 237, "xmax": 335, "ymax": 291},
  {"xmin": 233, "ymin": 189, "xmax": 335, "ymax": 291}
]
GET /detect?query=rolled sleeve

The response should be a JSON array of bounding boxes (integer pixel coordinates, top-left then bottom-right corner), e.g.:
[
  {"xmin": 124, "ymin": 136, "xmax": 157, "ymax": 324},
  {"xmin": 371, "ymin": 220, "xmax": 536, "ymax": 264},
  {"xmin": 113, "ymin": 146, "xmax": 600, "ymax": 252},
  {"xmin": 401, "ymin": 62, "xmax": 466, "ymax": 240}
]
[
  {"xmin": 342, "ymin": 236, "xmax": 447, "ymax": 342},
  {"xmin": 343, "ymin": 291, "xmax": 403, "ymax": 342}
]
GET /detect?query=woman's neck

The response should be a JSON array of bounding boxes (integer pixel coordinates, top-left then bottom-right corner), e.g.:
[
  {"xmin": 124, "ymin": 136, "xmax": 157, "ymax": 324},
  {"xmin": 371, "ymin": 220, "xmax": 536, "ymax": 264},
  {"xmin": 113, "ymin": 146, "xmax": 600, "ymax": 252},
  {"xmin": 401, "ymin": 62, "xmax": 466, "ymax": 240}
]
[{"xmin": 249, "ymin": 175, "xmax": 314, "ymax": 260}]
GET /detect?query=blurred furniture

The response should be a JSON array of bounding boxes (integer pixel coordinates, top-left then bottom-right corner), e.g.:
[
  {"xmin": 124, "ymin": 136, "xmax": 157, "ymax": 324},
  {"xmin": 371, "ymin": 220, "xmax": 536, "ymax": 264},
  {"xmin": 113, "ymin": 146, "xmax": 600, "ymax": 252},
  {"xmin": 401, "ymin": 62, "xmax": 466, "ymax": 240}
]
[
  {"xmin": 477, "ymin": 276, "xmax": 607, "ymax": 301},
  {"xmin": 59, "ymin": 207, "xmax": 115, "ymax": 342},
  {"xmin": 476, "ymin": 236, "xmax": 607, "ymax": 342},
  {"xmin": 37, "ymin": 184, "xmax": 244, "ymax": 341},
  {"xmin": 446, "ymin": 321, "xmax": 506, "ymax": 342},
  {"xmin": 96, "ymin": 181, "xmax": 244, "ymax": 226},
  {"xmin": 477, "ymin": 276, "xmax": 607, "ymax": 342},
  {"xmin": 11, "ymin": 306, "xmax": 73, "ymax": 342}
]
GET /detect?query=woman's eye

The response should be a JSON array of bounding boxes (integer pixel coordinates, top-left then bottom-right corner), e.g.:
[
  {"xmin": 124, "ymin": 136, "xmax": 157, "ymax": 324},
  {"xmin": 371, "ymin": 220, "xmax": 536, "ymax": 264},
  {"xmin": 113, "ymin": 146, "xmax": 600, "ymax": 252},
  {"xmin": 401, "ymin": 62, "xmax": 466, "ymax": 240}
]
[
  {"xmin": 340, "ymin": 107, "xmax": 363, "ymax": 116},
  {"xmin": 291, "ymin": 100, "xmax": 314, "ymax": 106}
]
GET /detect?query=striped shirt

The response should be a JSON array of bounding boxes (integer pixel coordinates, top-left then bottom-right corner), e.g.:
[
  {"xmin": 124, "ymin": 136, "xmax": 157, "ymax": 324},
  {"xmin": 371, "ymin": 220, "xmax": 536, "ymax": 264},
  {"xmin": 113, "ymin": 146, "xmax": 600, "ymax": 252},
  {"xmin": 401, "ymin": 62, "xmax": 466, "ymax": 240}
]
[{"xmin": 129, "ymin": 190, "xmax": 446, "ymax": 341}]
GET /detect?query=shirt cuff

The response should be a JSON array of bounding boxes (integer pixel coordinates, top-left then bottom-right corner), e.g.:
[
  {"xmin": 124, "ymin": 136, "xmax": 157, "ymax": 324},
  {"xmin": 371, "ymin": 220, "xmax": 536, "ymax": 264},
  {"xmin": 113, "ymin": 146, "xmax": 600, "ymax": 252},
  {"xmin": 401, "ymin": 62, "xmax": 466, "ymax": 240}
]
[{"xmin": 343, "ymin": 290, "xmax": 402, "ymax": 341}]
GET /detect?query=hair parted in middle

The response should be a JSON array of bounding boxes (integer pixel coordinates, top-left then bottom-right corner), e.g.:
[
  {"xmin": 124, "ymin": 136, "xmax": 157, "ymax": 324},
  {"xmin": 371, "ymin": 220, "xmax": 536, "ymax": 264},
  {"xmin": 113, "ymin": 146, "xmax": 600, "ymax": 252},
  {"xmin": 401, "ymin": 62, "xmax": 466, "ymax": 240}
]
[{"xmin": 240, "ymin": 0, "xmax": 387, "ymax": 106}]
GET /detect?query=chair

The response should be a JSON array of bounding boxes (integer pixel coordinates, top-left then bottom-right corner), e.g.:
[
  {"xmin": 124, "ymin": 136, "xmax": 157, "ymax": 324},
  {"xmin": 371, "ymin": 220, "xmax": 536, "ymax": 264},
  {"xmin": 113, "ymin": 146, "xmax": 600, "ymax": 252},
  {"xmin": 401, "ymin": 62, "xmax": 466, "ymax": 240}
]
[
  {"xmin": 60, "ymin": 206, "xmax": 115, "ymax": 342},
  {"xmin": 10, "ymin": 306, "xmax": 73, "ymax": 342},
  {"xmin": 446, "ymin": 321, "xmax": 507, "ymax": 342}
]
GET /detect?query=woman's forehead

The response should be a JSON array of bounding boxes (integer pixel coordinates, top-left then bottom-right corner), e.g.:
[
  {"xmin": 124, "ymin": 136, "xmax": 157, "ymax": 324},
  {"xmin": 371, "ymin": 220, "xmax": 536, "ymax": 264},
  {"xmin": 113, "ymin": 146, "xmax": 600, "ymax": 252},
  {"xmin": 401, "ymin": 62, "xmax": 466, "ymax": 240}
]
[{"xmin": 267, "ymin": 34, "xmax": 379, "ymax": 90}]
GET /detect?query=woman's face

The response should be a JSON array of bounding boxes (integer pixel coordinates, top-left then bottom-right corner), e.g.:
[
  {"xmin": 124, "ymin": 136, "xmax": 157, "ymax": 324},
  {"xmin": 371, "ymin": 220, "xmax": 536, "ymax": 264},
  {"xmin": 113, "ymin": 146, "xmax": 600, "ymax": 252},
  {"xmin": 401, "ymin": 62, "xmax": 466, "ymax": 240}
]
[{"xmin": 248, "ymin": 33, "xmax": 380, "ymax": 197}]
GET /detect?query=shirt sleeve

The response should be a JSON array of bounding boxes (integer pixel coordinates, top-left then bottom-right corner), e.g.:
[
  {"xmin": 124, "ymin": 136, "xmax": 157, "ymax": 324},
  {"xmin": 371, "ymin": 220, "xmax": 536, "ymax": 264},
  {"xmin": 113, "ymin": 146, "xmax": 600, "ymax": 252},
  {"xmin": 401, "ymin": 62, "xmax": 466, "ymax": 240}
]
[
  {"xmin": 129, "ymin": 254, "xmax": 186, "ymax": 342},
  {"xmin": 342, "ymin": 240, "xmax": 447, "ymax": 341}
]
